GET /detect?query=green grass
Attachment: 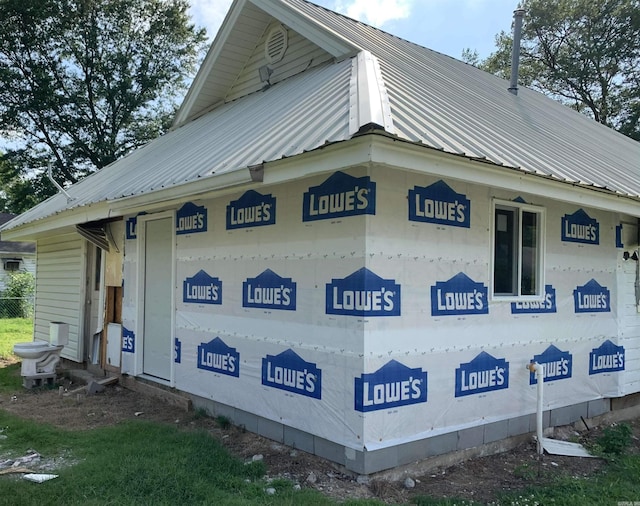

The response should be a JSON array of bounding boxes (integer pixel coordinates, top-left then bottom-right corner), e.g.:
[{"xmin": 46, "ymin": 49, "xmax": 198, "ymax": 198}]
[
  {"xmin": 0, "ymin": 317, "xmax": 32, "ymax": 358},
  {"xmin": 0, "ymin": 362, "xmax": 22, "ymax": 391},
  {"xmin": 410, "ymin": 454, "xmax": 640, "ymax": 506},
  {"xmin": 0, "ymin": 318, "xmax": 30, "ymax": 392},
  {"xmin": 0, "ymin": 410, "xmax": 379, "ymax": 506}
]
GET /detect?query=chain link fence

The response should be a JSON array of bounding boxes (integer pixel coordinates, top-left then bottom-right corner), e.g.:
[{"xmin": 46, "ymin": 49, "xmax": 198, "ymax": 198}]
[{"xmin": 0, "ymin": 296, "xmax": 35, "ymax": 319}]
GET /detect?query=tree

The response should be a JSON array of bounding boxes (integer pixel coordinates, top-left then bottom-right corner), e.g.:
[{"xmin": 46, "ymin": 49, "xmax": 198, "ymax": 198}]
[
  {"xmin": 471, "ymin": 0, "xmax": 640, "ymax": 140},
  {"xmin": 0, "ymin": 0, "xmax": 208, "ymax": 211}
]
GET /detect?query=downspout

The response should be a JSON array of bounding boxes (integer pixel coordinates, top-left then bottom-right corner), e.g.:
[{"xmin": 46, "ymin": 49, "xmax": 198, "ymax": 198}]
[
  {"xmin": 508, "ymin": 9, "xmax": 526, "ymax": 95},
  {"xmin": 47, "ymin": 163, "xmax": 73, "ymax": 201}
]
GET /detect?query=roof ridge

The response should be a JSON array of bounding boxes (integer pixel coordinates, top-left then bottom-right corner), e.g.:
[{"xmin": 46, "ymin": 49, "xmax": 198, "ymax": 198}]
[{"xmin": 349, "ymin": 50, "xmax": 395, "ymax": 135}]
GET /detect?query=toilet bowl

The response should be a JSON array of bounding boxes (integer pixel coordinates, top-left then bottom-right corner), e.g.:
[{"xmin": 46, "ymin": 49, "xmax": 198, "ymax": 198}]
[
  {"xmin": 13, "ymin": 341, "xmax": 65, "ymax": 377},
  {"xmin": 13, "ymin": 341, "xmax": 63, "ymax": 360},
  {"xmin": 14, "ymin": 322, "xmax": 69, "ymax": 387}
]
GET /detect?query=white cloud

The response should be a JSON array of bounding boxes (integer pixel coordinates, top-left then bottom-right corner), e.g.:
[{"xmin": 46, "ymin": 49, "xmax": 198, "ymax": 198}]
[
  {"xmin": 334, "ymin": 0, "xmax": 414, "ymax": 27},
  {"xmin": 189, "ymin": 0, "xmax": 233, "ymax": 40}
]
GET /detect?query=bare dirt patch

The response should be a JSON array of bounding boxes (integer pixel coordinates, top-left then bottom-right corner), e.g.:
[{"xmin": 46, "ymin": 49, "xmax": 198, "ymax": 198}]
[{"xmin": 0, "ymin": 366, "xmax": 635, "ymax": 504}]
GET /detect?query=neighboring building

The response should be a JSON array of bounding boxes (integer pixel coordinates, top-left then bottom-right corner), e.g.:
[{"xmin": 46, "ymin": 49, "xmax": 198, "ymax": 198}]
[
  {"xmin": 0, "ymin": 213, "xmax": 35, "ymax": 291},
  {"xmin": 1, "ymin": 0, "xmax": 638, "ymax": 474}
]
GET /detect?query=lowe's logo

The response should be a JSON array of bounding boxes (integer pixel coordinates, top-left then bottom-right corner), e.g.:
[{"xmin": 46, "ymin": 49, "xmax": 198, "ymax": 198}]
[
  {"xmin": 354, "ymin": 360, "xmax": 427, "ymax": 412},
  {"xmin": 197, "ymin": 337, "xmax": 240, "ymax": 377},
  {"xmin": 176, "ymin": 202, "xmax": 207, "ymax": 235},
  {"xmin": 573, "ymin": 279, "xmax": 610, "ymax": 313},
  {"xmin": 226, "ymin": 190, "xmax": 276, "ymax": 230},
  {"xmin": 431, "ymin": 273, "xmax": 488, "ymax": 316},
  {"xmin": 589, "ymin": 340, "xmax": 625, "ymax": 375},
  {"xmin": 262, "ymin": 349, "xmax": 321, "ymax": 399},
  {"xmin": 529, "ymin": 345, "xmax": 572, "ymax": 384},
  {"xmin": 561, "ymin": 209, "xmax": 599, "ymax": 245},
  {"xmin": 243, "ymin": 269, "xmax": 296, "ymax": 311},
  {"xmin": 125, "ymin": 212, "xmax": 147, "ymax": 239},
  {"xmin": 303, "ymin": 171, "xmax": 376, "ymax": 222},
  {"xmin": 183, "ymin": 270, "xmax": 222, "ymax": 305},
  {"xmin": 511, "ymin": 285, "xmax": 557, "ymax": 314},
  {"xmin": 326, "ymin": 268, "xmax": 400, "ymax": 317},
  {"xmin": 455, "ymin": 352, "xmax": 508, "ymax": 397},
  {"xmin": 122, "ymin": 327, "xmax": 135, "ymax": 353},
  {"xmin": 408, "ymin": 180, "xmax": 470, "ymax": 228}
]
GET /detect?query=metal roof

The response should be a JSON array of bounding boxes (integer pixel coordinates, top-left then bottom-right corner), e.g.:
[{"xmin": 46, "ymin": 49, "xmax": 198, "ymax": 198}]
[
  {"xmin": 2, "ymin": 0, "xmax": 639, "ymax": 235},
  {"xmin": 287, "ymin": 0, "xmax": 640, "ymax": 198},
  {"xmin": 3, "ymin": 57, "xmax": 353, "ymax": 231}
]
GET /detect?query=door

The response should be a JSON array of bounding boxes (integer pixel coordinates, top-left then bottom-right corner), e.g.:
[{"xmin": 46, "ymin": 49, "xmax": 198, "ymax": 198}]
[{"xmin": 142, "ymin": 216, "xmax": 174, "ymax": 380}]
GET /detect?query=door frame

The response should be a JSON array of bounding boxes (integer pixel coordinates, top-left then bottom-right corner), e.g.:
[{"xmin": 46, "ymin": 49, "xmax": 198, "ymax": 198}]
[
  {"xmin": 135, "ymin": 210, "xmax": 176, "ymax": 386},
  {"xmin": 83, "ymin": 241, "xmax": 106, "ymax": 364}
]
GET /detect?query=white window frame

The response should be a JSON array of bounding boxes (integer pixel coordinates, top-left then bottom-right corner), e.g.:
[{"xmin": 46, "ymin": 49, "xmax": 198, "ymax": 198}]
[{"xmin": 491, "ymin": 199, "xmax": 546, "ymax": 301}]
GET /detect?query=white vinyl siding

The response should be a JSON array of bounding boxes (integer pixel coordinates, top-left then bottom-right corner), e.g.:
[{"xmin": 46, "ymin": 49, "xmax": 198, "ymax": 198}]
[
  {"xmin": 226, "ymin": 24, "xmax": 333, "ymax": 102},
  {"xmin": 34, "ymin": 234, "xmax": 84, "ymax": 362}
]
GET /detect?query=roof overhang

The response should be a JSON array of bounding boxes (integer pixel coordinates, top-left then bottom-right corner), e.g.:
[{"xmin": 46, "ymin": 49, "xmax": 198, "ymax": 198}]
[
  {"xmin": 264, "ymin": 132, "xmax": 640, "ymax": 218},
  {"xmin": 3, "ymin": 132, "xmax": 638, "ymax": 242},
  {"xmin": 0, "ymin": 168, "xmax": 255, "ymax": 241}
]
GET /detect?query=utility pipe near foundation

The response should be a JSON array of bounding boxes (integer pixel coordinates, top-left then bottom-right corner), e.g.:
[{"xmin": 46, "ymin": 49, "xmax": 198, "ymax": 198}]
[{"xmin": 527, "ymin": 361, "xmax": 544, "ymax": 454}]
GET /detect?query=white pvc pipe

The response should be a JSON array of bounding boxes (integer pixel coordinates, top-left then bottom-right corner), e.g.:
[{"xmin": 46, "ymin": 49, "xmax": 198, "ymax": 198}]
[{"xmin": 527, "ymin": 362, "xmax": 544, "ymax": 454}]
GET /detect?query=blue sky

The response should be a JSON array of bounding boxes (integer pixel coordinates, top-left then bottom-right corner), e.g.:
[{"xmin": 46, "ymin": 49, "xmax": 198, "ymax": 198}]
[{"xmin": 189, "ymin": 0, "xmax": 519, "ymax": 60}]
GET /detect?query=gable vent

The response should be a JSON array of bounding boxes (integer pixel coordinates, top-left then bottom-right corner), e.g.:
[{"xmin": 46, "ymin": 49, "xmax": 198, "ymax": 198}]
[{"xmin": 265, "ymin": 25, "xmax": 288, "ymax": 64}]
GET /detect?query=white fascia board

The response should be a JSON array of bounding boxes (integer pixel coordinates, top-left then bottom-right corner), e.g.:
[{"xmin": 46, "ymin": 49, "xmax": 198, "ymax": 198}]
[
  {"xmin": 349, "ymin": 51, "xmax": 395, "ymax": 135},
  {"xmin": 109, "ymin": 168, "xmax": 254, "ymax": 214},
  {"xmin": 250, "ymin": 0, "xmax": 359, "ymax": 58},
  {"xmin": 369, "ymin": 135, "xmax": 640, "ymax": 217},
  {"xmin": 0, "ymin": 208, "xmax": 108, "ymax": 242},
  {"xmin": 261, "ymin": 137, "xmax": 374, "ymax": 185},
  {"xmin": 173, "ymin": 0, "xmax": 248, "ymax": 128}
]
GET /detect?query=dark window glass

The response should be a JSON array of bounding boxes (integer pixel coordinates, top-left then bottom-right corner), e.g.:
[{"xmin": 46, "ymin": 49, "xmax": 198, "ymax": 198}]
[{"xmin": 494, "ymin": 208, "xmax": 516, "ymax": 295}]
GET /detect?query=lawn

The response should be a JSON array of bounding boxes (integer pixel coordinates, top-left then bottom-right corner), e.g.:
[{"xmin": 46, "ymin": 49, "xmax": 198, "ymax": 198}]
[
  {"xmin": 0, "ymin": 318, "xmax": 31, "ymax": 391},
  {"xmin": 0, "ymin": 411, "xmax": 369, "ymax": 506},
  {"xmin": 0, "ymin": 317, "xmax": 32, "ymax": 358}
]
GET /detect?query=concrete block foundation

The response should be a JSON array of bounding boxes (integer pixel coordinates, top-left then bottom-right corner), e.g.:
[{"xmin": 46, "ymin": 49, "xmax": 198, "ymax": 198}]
[{"xmin": 188, "ymin": 392, "xmax": 640, "ymax": 475}]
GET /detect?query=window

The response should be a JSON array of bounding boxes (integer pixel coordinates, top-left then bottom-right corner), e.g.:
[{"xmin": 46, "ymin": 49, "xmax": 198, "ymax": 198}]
[
  {"xmin": 492, "ymin": 200, "xmax": 545, "ymax": 298},
  {"xmin": 3, "ymin": 259, "xmax": 20, "ymax": 271}
]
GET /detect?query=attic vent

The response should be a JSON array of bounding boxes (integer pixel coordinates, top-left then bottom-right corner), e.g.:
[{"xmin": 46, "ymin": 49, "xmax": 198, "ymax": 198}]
[{"xmin": 265, "ymin": 25, "xmax": 288, "ymax": 64}]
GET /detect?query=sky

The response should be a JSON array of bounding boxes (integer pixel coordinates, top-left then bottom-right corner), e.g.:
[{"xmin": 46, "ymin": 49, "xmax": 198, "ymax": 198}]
[{"xmin": 188, "ymin": 0, "xmax": 520, "ymax": 61}]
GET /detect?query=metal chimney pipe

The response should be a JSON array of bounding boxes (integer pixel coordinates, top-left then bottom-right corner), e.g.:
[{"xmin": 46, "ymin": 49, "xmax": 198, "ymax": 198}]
[{"xmin": 508, "ymin": 8, "xmax": 525, "ymax": 95}]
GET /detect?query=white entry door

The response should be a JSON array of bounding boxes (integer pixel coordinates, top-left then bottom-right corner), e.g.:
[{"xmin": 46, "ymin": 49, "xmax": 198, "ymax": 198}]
[{"xmin": 142, "ymin": 216, "xmax": 174, "ymax": 381}]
